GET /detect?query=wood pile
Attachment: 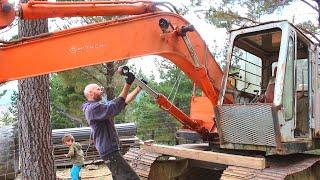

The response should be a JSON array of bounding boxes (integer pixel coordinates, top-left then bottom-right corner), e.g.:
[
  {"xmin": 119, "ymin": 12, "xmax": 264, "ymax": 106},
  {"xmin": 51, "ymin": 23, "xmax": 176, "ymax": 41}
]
[
  {"xmin": 53, "ymin": 123, "xmax": 139, "ymax": 167},
  {"xmin": 0, "ymin": 124, "xmax": 19, "ymax": 180}
]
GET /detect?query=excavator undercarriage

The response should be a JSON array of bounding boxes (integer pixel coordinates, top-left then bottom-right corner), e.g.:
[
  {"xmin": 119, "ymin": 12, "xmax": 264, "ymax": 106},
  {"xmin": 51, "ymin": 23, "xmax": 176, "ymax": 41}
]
[{"xmin": 124, "ymin": 146, "xmax": 320, "ymax": 180}]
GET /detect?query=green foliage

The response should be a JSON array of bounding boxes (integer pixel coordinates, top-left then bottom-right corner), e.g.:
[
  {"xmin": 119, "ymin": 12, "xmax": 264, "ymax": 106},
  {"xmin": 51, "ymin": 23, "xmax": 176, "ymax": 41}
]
[
  {"xmin": 6, "ymin": 75, "xmax": 86, "ymax": 129},
  {"xmin": 51, "ymin": 109, "xmax": 75, "ymax": 129},
  {"xmin": 129, "ymin": 89, "xmax": 182, "ymax": 144},
  {"xmin": 0, "ymin": 91, "xmax": 17, "ymax": 126},
  {"xmin": 205, "ymin": 7, "xmax": 243, "ymax": 29},
  {"xmin": 297, "ymin": 20, "xmax": 318, "ymax": 33},
  {"xmin": 50, "ymin": 73, "xmax": 87, "ymax": 129},
  {"xmin": 296, "ymin": 20, "xmax": 320, "ymax": 42},
  {"xmin": 157, "ymin": 60, "xmax": 193, "ymax": 115},
  {"xmin": 188, "ymin": 0, "xmax": 301, "ymax": 31},
  {"xmin": 8, "ymin": 91, "xmax": 18, "ymax": 122},
  {"xmin": 0, "ymin": 112, "xmax": 15, "ymax": 126},
  {"xmin": 10, "ymin": 35, "xmax": 19, "ymax": 41},
  {"xmin": 204, "ymin": 1, "xmax": 291, "ymax": 29},
  {"xmin": 128, "ymin": 59, "xmax": 193, "ymax": 144},
  {"xmin": 0, "ymin": 89, "xmax": 7, "ymax": 99}
]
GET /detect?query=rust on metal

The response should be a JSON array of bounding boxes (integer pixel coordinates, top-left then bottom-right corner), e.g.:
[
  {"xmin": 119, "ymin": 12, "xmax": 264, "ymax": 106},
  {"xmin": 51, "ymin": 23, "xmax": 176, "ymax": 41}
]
[
  {"xmin": 124, "ymin": 148, "xmax": 161, "ymax": 179},
  {"xmin": 221, "ymin": 154, "xmax": 320, "ymax": 180}
]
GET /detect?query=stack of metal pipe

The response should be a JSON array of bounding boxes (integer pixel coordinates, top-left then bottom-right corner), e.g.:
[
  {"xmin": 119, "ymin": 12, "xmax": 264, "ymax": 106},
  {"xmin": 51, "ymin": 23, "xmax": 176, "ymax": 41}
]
[{"xmin": 53, "ymin": 123, "xmax": 139, "ymax": 167}]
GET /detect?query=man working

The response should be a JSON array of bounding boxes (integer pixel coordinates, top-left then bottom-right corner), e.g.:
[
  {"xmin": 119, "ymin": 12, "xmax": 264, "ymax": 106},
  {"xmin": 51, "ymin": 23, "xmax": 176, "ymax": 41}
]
[{"xmin": 82, "ymin": 68, "xmax": 142, "ymax": 180}]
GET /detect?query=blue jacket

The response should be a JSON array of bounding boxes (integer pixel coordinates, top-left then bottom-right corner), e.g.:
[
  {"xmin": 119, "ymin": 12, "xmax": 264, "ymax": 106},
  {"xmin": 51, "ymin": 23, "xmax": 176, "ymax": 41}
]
[{"xmin": 82, "ymin": 97, "xmax": 125, "ymax": 157}]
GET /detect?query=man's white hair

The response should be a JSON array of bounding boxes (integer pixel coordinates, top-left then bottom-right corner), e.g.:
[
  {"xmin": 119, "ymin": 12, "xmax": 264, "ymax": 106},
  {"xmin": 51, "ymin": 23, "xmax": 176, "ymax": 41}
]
[{"xmin": 84, "ymin": 83, "xmax": 98, "ymax": 98}]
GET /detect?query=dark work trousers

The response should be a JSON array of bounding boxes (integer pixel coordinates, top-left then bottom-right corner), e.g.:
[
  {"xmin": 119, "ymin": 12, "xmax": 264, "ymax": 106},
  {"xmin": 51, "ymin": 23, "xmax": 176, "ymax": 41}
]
[{"xmin": 102, "ymin": 150, "xmax": 140, "ymax": 180}]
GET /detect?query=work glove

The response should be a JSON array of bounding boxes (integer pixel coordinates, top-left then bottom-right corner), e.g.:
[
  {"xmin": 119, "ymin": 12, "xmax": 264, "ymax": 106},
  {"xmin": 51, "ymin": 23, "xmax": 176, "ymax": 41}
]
[{"xmin": 125, "ymin": 72, "xmax": 135, "ymax": 85}]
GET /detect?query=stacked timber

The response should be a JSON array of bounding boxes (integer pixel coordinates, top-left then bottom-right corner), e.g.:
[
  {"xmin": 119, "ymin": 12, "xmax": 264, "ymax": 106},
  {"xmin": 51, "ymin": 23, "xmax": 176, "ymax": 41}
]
[
  {"xmin": 0, "ymin": 124, "xmax": 19, "ymax": 180},
  {"xmin": 53, "ymin": 123, "xmax": 139, "ymax": 167}
]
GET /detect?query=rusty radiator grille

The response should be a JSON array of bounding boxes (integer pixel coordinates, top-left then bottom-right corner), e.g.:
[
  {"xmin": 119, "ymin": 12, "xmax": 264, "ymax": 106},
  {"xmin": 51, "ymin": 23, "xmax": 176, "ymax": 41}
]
[{"xmin": 215, "ymin": 104, "xmax": 277, "ymax": 147}]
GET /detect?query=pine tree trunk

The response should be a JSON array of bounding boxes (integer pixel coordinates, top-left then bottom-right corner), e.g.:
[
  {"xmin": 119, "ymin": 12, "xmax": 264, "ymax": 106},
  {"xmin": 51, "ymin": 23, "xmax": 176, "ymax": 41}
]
[{"xmin": 18, "ymin": 1, "xmax": 55, "ymax": 178}]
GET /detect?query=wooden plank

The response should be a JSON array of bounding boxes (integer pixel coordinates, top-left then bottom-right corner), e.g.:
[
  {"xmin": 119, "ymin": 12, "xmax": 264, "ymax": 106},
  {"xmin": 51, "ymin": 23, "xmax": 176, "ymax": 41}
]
[
  {"xmin": 175, "ymin": 143, "xmax": 210, "ymax": 150},
  {"xmin": 142, "ymin": 144, "xmax": 266, "ymax": 169}
]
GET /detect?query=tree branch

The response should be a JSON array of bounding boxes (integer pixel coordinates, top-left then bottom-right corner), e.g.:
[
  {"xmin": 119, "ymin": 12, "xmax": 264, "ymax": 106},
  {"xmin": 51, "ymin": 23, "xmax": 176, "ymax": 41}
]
[
  {"xmin": 301, "ymin": 0, "xmax": 319, "ymax": 12},
  {"xmin": 79, "ymin": 68, "xmax": 104, "ymax": 85},
  {"xmin": 55, "ymin": 106, "xmax": 84, "ymax": 124},
  {"xmin": 81, "ymin": 17, "xmax": 90, "ymax": 25},
  {"xmin": 93, "ymin": 65, "xmax": 108, "ymax": 76},
  {"xmin": 226, "ymin": 13, "xmax": 258, "ymax": 24},
  {"xmin": 0, "ymin": 89, "xmax": 7, "ymax": 98},
  {"xmin": 194, "ymin": 9, "xmax": 258, "ymax": 24},
  {"xmin": 299, "ymin": 27, "xmax": 320, "ymax": 43}
]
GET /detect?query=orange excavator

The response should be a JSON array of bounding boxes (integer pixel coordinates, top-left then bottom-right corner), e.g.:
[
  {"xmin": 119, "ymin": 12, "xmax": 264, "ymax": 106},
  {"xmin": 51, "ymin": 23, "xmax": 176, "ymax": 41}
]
[{"xmin": 1, "ymin": 0, "xmax": 320, "ymax": 179}]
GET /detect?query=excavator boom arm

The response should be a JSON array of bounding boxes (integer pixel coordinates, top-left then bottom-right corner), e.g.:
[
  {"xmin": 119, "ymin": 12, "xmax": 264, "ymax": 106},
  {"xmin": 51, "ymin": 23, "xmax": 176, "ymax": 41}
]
[
  {"xmin": 0, "ymin": 12, "xmax": 226, "ymax": 101},
  {"xmin": 0, "ymin": 1, "xmax": 232, "ymax": 137}
]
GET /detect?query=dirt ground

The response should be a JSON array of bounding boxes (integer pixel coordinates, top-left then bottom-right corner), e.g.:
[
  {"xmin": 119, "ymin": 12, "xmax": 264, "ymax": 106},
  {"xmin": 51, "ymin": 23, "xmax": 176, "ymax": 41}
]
[{"xmin": 56, "ymin": 164, "xmax": 113, "ymax": 180}]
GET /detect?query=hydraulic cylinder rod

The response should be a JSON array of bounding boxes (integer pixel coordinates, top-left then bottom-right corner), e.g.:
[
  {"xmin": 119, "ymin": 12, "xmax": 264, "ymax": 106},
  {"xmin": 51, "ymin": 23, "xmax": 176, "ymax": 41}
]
[{"xmin": 0, "ymin": 0, "xmax": 157, "ymax": 29}]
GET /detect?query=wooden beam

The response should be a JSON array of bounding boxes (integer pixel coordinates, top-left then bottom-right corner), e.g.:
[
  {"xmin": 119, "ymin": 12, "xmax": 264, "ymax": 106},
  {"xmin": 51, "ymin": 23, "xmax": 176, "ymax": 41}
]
[{"xmin": 142, "ymin": 144, "xmax": 266, "ymax": 170}]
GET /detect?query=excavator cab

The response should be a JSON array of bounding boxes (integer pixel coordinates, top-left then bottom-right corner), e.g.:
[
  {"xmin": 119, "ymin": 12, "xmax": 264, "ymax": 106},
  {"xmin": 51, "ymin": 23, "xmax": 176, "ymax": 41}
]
[{"xmin": 216, "ymin": 21, "xmax": 320, "ymax": 155}]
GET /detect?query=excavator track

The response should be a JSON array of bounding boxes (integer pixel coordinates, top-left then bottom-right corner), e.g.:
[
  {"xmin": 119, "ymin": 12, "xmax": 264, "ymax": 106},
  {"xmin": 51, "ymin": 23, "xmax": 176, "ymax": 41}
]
[
  {"xmin": 221, "ymin": 154, "xmax": 320, "ymax": 180},
  {"xmin": 125, "ymin": 147, "xmax": 320, "ymax": 180},
  {"xmin": 124, "ymin": 148, "xmax": 161, "ymax": 180}
]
